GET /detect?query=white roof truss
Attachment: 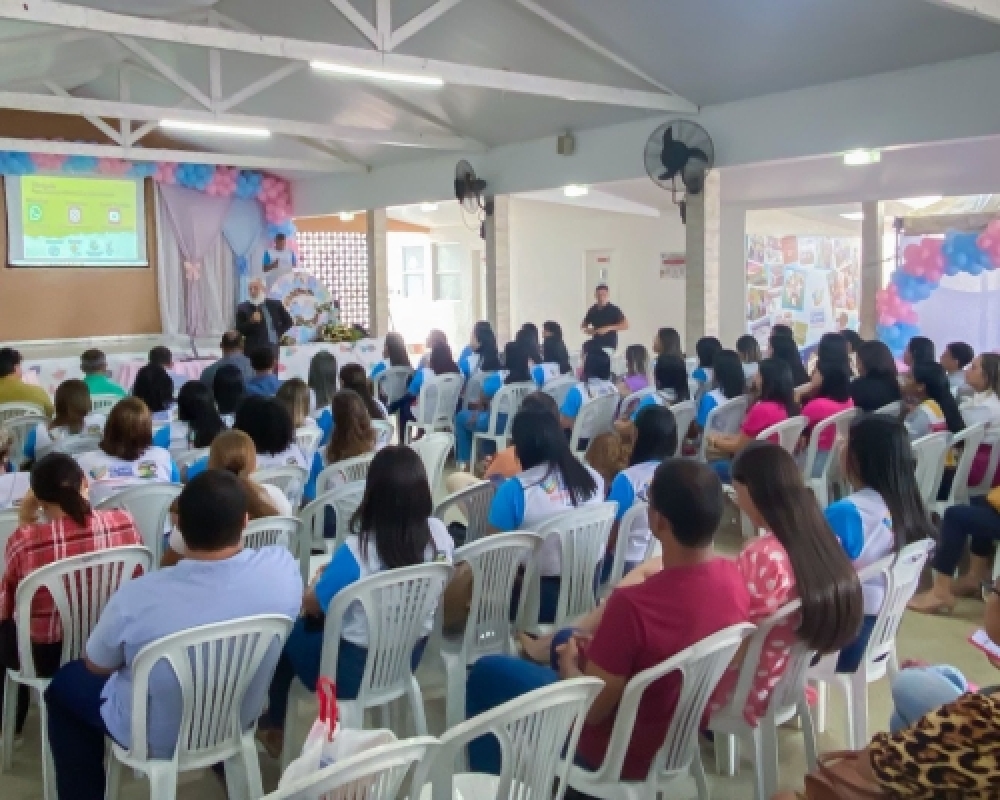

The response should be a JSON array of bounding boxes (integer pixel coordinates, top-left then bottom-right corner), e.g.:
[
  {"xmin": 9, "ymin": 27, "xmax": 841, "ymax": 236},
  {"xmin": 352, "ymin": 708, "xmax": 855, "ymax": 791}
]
[{"xmin": 921, "ymin": 0, "xmax": 1000, "ymax": 22}]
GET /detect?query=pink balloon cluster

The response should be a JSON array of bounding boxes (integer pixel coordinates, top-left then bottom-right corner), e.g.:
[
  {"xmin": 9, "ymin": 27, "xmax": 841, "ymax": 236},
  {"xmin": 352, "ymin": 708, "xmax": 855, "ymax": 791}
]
[
  {"xmin": 205, "ymin": 165, "xmax": 240, "ymax": 197},
  {"xmin": 31, "ymin": 152, "xmax": 68, "ymax": 170},
  {"xmin": 977, "ymin": 219, "xmax": 1000, "ymax": 265},
  {"xmin": 97, "ymin": 157, "xmax": 130, "ymax": 176},
  {"xmin": 875, "ymin": 284, "xmax": 917, "ymax": 327},
  {"xmin": 259, "ymin": 174, "xmax": 293, "ymax": 224},
  {"xmin": 154, "ymin": 162, "xmax": 178, "ymax": 184},
  {"xmin": 901, "ymin": 237, "xmax": 945, "ymax": 283}
]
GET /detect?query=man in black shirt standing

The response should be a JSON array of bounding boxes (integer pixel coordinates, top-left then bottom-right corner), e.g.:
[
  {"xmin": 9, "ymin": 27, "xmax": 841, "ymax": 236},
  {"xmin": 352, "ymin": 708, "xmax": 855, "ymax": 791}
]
[{"xmin": 581, "ymin": 283, "xmax": 629, "ymax": 351}]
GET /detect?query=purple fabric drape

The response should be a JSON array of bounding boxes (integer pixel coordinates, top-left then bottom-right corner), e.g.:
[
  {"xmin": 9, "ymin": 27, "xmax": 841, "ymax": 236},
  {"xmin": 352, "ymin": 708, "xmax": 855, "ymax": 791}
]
[{"xmin": 158, "ymin": 184, "xmax": 232, "ymax": 336}]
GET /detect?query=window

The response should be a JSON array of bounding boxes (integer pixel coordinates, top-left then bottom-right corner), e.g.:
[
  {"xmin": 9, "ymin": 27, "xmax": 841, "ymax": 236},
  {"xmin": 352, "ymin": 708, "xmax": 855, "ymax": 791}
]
[
  {"xmin": 433, "ymin": 243, "xmax": 463, "ymax": 302},
  {"xmin": 296, "ymin": 231, "xmax": 370, "ymax": 329},
  {"xmin": 402, "ymin": 245, "xmax": 425, "ymax": 298}
]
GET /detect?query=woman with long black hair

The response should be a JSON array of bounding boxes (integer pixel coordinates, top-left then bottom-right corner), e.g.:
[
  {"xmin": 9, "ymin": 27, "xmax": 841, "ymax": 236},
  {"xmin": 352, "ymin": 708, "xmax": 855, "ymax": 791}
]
[
  {"xmin": 532, "ymin": 333, "xmax": 573, "ymax": 388},
  {"xmin": 768, "ymin": 334, "xmax": 809, "ymax": 387}
]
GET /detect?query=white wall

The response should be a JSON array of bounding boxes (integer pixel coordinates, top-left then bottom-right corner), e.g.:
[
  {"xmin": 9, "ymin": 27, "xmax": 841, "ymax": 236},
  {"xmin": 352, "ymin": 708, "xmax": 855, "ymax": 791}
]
[{"xmin": 509, "ymin": 198, "xmax": 687, "ymax": 353}]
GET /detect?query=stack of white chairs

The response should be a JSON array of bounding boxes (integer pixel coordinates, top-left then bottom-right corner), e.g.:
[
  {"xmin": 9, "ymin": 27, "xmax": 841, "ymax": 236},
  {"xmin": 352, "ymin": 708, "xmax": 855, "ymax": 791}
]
[
  {"xmin": 469, "ymin": 381, "xmax": 535, "ymax": 468},
  {"xmin": 568, "ymin": 394, "xmax": 619, "ymax": 459},
  {"xmin": 294, "ymin": 427, "xmax": 323, "ymax": 461}
]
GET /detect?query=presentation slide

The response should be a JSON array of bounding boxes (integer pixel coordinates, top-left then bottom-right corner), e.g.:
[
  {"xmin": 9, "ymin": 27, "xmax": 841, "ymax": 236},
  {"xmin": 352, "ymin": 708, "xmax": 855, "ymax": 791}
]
[{"xmin": 5, "ymin": 175, "xmax": 148, "ymax": 267}]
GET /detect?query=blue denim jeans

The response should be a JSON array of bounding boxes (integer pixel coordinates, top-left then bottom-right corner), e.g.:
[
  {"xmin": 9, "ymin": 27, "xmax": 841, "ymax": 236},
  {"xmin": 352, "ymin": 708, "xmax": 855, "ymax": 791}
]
[{"xmin": 889, "ymin": 665, "xmax": 967, "ymax": 732}]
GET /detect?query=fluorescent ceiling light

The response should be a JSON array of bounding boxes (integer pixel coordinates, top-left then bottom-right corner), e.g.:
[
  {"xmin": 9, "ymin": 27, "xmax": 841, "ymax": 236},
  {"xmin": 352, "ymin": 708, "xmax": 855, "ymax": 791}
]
[
  {"xmin": 840, "ymin": 212, "xmax": 864, "ymax": 221},
  {"xmin": 900, "ymin": 195, "xmax": 942, "ymax": 210},
  {"xmin": 419, "ymin": 203, "xmax": 439, "ymax": 212},
  {"xmin": 310, "ymin": 61, "xmax": 444, "ymax": 88},
  {"xmin": 339, "ymin": 211, "xmax": 356, "ymax": 221},
  {"xmin": 563, "ymin": 185, "xmax": 589, "ymax": 198},
  {"xmin": 843, "ymin": 149, "xmax": 880, "ymax": 166},
  {"xmin": 160, "ymin": 119, "xmax": 270, "ymax": 137}
]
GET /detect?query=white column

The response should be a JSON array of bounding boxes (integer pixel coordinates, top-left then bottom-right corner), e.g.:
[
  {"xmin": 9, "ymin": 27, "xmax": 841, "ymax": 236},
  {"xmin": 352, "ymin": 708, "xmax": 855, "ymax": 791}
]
[
  {"xmin": 860, "ymin": 201, "xmax": 884, "ymax": 339},
  {"xmin": 366, "ymin": 208, "xmax": 389, "ymax": 336},
  {"xmin": 484, "ymin": 195, "xmax": 512, "ymax": 342},
  {"xmin": 684, "ymin": 170, "xmax": 721, "ymax": 350},
  {"xmin": 719, "ymin": 202, "xmax": 748, "ymax": 348}
]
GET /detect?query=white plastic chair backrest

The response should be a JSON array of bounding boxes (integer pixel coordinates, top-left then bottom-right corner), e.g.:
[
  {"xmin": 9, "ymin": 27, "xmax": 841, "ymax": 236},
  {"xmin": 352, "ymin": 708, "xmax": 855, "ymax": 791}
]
[
  {"xmin": 942, "ymin": 422, "xmax": 987, "ymax": 506},
  {"xmin": 484, "ymin": 381, "xmax": 536, "ymax": 436},
  {"xmin": 542, "ymin": 374, "xmax": 576, "ymax": 408},
  {"xmin": 251, "ymin": 465, "xmax": 309, "ymax": 508},
  {"xmin": 587, "ymin": 623, "xmax": 755, "ymax": 785},
  {"xmin": 858, "ymin": 539, "xmax": 934, "ymax": 669},
  {"xmin": 912, "ymin": 431, "xmax": 952, "ymax": 506},
  {"xmin": 454, "ymin": 533, "xmax": 543, "ymax": 665},
  {"xmin": 96, "ymin": 483, "xmax": 182, "ymax": 565},
  {"xmin": 317, "ymin": 452, "xmax": 375, "ymax": 494},
  {"xmin": 756, "ymin": 414, "xmax": 809, "ymax": 454},
  {"xmin": 13, "ymin": 546, "xmax": 152, "ymax": 678},
  {"xmin": 0, "ymin": 402, "xmax": 45, "ymax": 427},
  {"xmin": 668, "ymin": 400, "xmax": 697, "ymax": 456},
  {"xmin": 89, "ymin": 394, "xmax": 120, "ymax": 415},
  {"xmin": 294, "ymin": 426, "xmax": 323, "ymax": 459},
  {"xmin": 320, "ymin": 563, "xmax": 453, "ymax": 710},
  {"xmin": 533, "ymin": 502, "xmax": 617, "ymax": 626},
  {"xmin": 432, "ymin": 480, "xmax": 496, "ymax": 545},
  {"xmin": 697, "ymin": 395, "xmax": 749, "ymax": 460},
  {"xmin": 801, "ymin": 407, "xmax": 859, "ymax": 481},
  {"xmin": 875, "ymin": 401, "xmax": 901, "ymax": 417},
  {"xmin": 122, "ymin": 615, "xmax": 292, "ymax": 765},
  {"xmin": 372, "ymin": 418, "xmax": 393, "ymax": 448},
  {"xmin": 409, "ymin": 432, "xmax": 453, "ymax": 496},
  {"xmin": 414, "ymin": 374, "xmax": 464, "ymax": 428},
  {"xmin": 242, "ymin": 516, "xmax": 301, "ymax": 554},
  {"xmin": 619, "ymin": 387, "xmax": 658, "ymax": 420},
  {"xmin": 422, "ymin": 677, "xmax": 603, "ymax": 800},
  {"xmin": 569, "ymin": 393, "xmax": 619, "ymax": 455},
  {"xmin": 174, "ymin": 447, "xmax": 210, "ymax": 473},
  {"xmin": 4, "ymin": 415, "xmax": 43, "ymax": 466},
  {"xmin": 298, "ymin": 481, "xmax": 366, "ymax": 552},
  {"xmin": 267, "ymin": 737, "xmax": 437, "ymax": 800},
  {"xmin": 684, "ymin": 357, "xmax": 698, "ymax": 374},
  {"xmin": 48, "ymin": 434, "xmax": 103, "ymax": 457},
  {"xmin": 374, "ymin": 366, "xmax": 414, "ymax": 407},
  {"xmin": 0, "ymin": 508, "xmax": 19, "ymax": 555},
  {"xmin": 606, "ymin": 501, "xmax": 649, "ymax": 590}
]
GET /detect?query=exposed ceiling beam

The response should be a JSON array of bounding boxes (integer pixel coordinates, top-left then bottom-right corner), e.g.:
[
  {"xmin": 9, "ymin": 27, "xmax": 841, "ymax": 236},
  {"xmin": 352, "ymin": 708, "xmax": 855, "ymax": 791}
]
[
  {"xmin": 921, "ymin": 0, "xmax": 1000, "ymax": 22},
  {"xmin": 0, "ymin": 136, "xmax": 356, "ymax": 172},
  {"xmin": 42, "ymin": 80, "xmax": 123, "ymax": 144},
  {"xmin": 376, "ymin": 0, "xmax": 391, "ymax": 50},
  {"xmin": 0, "ymin": 90, "xmax": 482, "ymax": 150},
  {"xmin": 0, "ymin": 0, "xmax": 695, "ymax": 112},
  {"xmin": 390, "ymin": 0, "xmax": 464, "ymax": 50},
  {"xmin": 113, "ymin": 35, "xmax": 213, "ymax": 109},
  {"xmin": 217, "ymin": 63, "xmax": 306, "ymax": 113},
  {"xmin": 329, "ymin": 0, "xmax": 379, "ymax": 48}
]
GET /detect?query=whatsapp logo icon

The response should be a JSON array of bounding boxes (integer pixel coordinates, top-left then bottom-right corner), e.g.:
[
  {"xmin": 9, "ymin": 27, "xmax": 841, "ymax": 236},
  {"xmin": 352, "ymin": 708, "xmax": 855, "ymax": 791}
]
[{"xmin": 28, "ymin": 204, "xmax": 42, "ymax": 222}]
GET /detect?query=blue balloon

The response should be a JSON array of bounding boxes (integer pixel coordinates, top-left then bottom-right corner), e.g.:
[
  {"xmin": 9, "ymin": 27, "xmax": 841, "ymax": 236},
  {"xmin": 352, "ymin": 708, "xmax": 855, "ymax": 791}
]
[
  {"xmin": 129, "ymin": 161, "xmax": 158, "ymax": 178},
  {"xmin": 63, "ymin": 155, "xmax": 97, "ymax": 173}
]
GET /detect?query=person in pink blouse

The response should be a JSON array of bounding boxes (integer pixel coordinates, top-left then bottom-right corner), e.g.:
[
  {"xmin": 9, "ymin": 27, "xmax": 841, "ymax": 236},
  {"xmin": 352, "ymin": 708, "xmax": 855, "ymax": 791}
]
[
  {"xmin": 801, "ymin": 362, "xmax": 854, "ymax": 477},
  {"xmin": 707, "ymin": 442, "xmax": 864, "ymax": 726}
]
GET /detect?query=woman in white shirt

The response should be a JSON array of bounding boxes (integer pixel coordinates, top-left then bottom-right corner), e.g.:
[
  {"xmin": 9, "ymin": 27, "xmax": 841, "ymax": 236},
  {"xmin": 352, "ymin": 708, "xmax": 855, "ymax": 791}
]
[
  {"xmin": 131, "ymin": 363, "xmax": 177, "ymax": 425},
  {"xmin": 152, "ymin": 380, "xmax": 225, "ymax": 453},
  {"xmin": 559, "ymin": 347, "xmax": 618, "ymax": 437},
  {"xmin": 75, "ymin": 397, "xmax": 178, "ymax": 505},
  {"xmin": 25, "ymin": 379, "xmax": 105, "ymax": 461},
  {"xmin": 531, "ymin": 332, "xmax": 573, "ymax": 388}
]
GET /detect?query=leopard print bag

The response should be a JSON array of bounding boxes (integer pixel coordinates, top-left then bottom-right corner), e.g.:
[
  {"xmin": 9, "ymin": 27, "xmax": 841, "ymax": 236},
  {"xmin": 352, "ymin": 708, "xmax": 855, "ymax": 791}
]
[{"xmin": 869, "ymin": 691, "xmax": 1000, "ymax": 799}]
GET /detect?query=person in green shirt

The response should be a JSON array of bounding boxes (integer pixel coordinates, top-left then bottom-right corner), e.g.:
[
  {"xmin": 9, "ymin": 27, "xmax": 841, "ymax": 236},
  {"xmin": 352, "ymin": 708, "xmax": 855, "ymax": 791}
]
[
  {"xmin": 0, "ymin": 348, "xmax": 53, "ymax": 416},
  {"xmin": 80, "ymin": 349, "xmax": 127, "ymax": 399}
]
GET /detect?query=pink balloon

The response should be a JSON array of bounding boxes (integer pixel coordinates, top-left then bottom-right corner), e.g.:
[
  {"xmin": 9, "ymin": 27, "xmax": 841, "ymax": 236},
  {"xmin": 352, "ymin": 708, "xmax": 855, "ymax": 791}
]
[
  {"xmin": 31, "ymin": 152, "xmax": 68, "ymax": 170},
  {"xmin": 878, "ymin": 313, "xmax": 896, "ymax": 327}
]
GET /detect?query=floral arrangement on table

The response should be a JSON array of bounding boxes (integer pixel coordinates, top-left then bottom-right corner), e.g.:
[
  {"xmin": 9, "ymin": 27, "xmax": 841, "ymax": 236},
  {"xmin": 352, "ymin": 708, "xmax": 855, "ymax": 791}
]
[{"xmin": 316, "ymin": 323, "xmax": 365, "ymax": 344}]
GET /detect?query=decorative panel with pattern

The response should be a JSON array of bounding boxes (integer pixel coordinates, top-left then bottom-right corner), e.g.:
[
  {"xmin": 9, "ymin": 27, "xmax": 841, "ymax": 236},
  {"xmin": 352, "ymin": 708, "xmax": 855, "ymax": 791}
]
[{"xmin": 296, "ymin": 231, "xmax": 370, "ymax": 330}]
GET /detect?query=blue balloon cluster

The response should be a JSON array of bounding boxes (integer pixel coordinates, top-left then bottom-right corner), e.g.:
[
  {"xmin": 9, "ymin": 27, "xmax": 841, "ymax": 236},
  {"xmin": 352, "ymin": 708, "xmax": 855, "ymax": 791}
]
[
  {"xmin": 235, "ymin": 170, "xmax": 263, "ymax": 199},
  {"xmin": 129, "ymin": 161, "xmax": 158, "ymax": 178},
  {"xmin": 0, "ymin": 151, "xmax": 35, "ymax": 175},
  {"xmin": 891, "ymin": 271, "xmax": 935, "ymax": 303},
  {"xmin": 267, "ymin": 220, "xmax": 296, "ymax": 239},
  {"xmin": 942, "ymin": 231, "xmax": 992, "ymax": 276},
  {"xmin": 175, "ymin": 163, "xmax": 215, "ymax": 191},
  {"xmin": 877, "ymin": 322, "xmax": 920, "ymax": 356},
  {"xmin": 63, "ymin": 155, "xmax": 98, "ymax": 173}
]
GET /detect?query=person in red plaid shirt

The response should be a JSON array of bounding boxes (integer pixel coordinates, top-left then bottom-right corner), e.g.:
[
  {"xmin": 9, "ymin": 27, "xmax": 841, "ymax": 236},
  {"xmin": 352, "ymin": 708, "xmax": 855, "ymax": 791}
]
[{"xmin": 0, "ymin": 453, "xmax": 141, "ymax": 738}]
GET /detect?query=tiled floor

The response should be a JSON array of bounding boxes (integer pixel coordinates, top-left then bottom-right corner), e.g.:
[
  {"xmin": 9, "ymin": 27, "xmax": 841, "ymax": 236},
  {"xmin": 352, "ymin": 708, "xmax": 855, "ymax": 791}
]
[{"xmin": 2, "ymin": 517, "xmax": 996, "ymax": 800}]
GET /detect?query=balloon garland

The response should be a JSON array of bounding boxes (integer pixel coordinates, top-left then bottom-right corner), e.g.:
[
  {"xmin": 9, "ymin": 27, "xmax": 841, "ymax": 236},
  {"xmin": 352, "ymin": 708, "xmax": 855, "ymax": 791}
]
[{"xmin": 875, "ymin": 224, "xmax": 1000, "ymax": 356}]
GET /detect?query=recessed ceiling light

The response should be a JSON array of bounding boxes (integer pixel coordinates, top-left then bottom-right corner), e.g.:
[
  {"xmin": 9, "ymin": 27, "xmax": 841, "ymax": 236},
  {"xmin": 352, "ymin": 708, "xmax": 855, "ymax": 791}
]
[
  {"xmin": 899, "ymin": 196, "xmax": 942, "ymax": 210},
  {"xmin": 840, "ymin": 212, "xmax": 864, "ymax": 221},
  {"xmin": 159, "ymin": 119, "xmax": 270, "ymax": 137},
  {"xmin": 563, "ymin": 185, "xmax": 589, "ymax": 198},
  {"xmin": 310, "ymin": 61, "xmax": 444, "ymax": 88},
  {"xmin": 419, "ymin": 203, "xmax": 439, "ymax": 212},
  {"xmin": 339, "ymin": 211, "xmax": 355, "ymax": 221},
  {"xmin": 843, "ymin": 149, "xmax": 881, "ymax": 166}
]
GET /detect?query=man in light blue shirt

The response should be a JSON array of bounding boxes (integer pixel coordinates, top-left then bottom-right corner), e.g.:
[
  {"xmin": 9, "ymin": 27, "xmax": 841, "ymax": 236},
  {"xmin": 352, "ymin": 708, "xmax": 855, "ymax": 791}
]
[
  {"xmin": 245, "ymin": 347, "xmax": 282, "ymax": 397},
  {"xmin": 44, "ymin": 470, "xmax": 302, "ymax": 800}
]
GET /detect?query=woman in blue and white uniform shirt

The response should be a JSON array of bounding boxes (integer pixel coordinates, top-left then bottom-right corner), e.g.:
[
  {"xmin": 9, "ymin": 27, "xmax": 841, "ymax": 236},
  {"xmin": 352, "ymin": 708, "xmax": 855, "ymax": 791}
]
[
  {"xmin": 417, "ymin": 329, "xmax": 448, "ymax": 370},
  {"xmin": 455, "ymin": 341, "xmax": 531, "ymax": 468},
  {"xmin": 691, "ymin": 336, "xmax": 722, "ymax": 396},
  {"xmin": 368, "ymin": 331, "xmax": 412, "ymax": 383},
  {"xmin": 212, "ymin": 365, "xmax": 245, "ymax": 428},
  {"xmin": 629, "ymin": 355, "xmax": 691, "ymax": 421},
  {"xmin": 531, "ymin": 333, "xmax": 573, "ymax": 389},
  {"xmin": 488, "ymin": 408, "xmax": 604, "ymax": 623},
  {"xmin": 695, "ymin": 349, "xmax": 746, "ymax": 432},
  {"xmin": 131, "ymin": 363, "xmax": 177, "ymax": 425},
  {"xmin": 152, "ymin": 381, "xmax": 225, "ymax": 453},
  {"xmin": 459, "ymin": 322, "xmax": 502, "ymax": 408},
  {"xmin": 824, "ymin": 415, "xmax": 935, "ymax": 672},
  {"xmin": 307, "ymin": 350, "xmax": 338, "ymax": 442},
  {"xmin": 261, "ymin": 445, "xmax": 453, "ymax": 737},
  {"xmin": 558, "ymin": 347, "xmax": 618, "ymax": 438},
  {"xmin": 24, "ymin": 380, "xmax": 105, "ymax": 461}
]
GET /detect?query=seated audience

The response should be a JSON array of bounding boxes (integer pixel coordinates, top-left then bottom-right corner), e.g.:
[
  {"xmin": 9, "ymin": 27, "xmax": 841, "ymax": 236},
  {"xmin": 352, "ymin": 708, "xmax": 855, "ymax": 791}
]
[
  {"xmin": 25, "ymin": 380, "xmax": 105, "ymax": 461},
  {"xmin": 258, "ymin": 447, "xmax": 452, "ymax": 755},
  {"xmin": 515, "ymin": 324, "xmax": 543, "ymax": 366},
  {"xmin": 458, "ymin": 321, "xmax": 495, "ymax": 376},
  {"xmin": 696, "ymin": 349, "xmax": 745, "ymax": 430},
  {"xmin": 630, "ymin": 354, "xmax": 691, "ymax": 420},
  {"xmin": 76, "ymin": 398, "xmax": 179, "ymax": 505},
  {"xmin": 736, "ymin": 334, "xmax": 762, "ymax": 386},
  {"xmin": 308, "ymin": 389, "xmax": 379, "ymax": 497},
  {"xmin": 213, "ymin": 364, "xmax": 246, "ymax": 425},
  {"xmin": 691, "ymin": 336, "xmax": 722, "ymax": 390},
  {"xmin": 826, "ymin": 416, "xmax": 934, "ymax": 667},
  {"xmin": 199, "ymin": 330, "xmax": 253, "ymax": 390},
  {"xmin": 616, "ymin": 344, "xmax": 651, "ymax": 395},
  {"xmin": 652, "ymin": 326, "xmax": 684, "ymax": 363},
  {"xmin": 850, "ymin": 340, "xmax": 902, "ymax": 413},
  {"xmin": 959, "ymin": 353, "xmax": 1000, "ymax": 490},
  {"xmin": 277, "ymin": 378, "xmax": 318, "ymax": 437},
  {"xmin": 842, "ymin": 329, "xmax": 864, "ymax": 373},
  {"xmin": 532, "ymin": 331, "xmax": 573, "ymax": 388},
  {"xmin": 0, "ymin": 427, "xmax": 29, "ymax": 507},
  {"xmin": 489, "ymin": 408, "xmax": 604, "ymax": 623},
  {"xmin": 800, "ymin": 332, "xmax": 852, "ymax": 401},
  {"xmin": 153, "ymin": 380, "xmax": 225, "ymax": 452},
  {"xmin": 131, "ymin": 363, "xmax": 175, "ymax": 423},
  {"xmin": 339, "ymin": 364, "xmax": 388, "ymax": 448},
  {"xmin": 466, "ymin": 458, "xmax": 750, "ymax": 779},
  {"xmin": 770, "ymin": 323, "xmax": 794, "ymax": 339},
  {"xmin": 417, "ymin": 329, "xmax": 449, "ymax": 369},
  {"xmin": 0, "ymin": 348, "xmax": 53, "ymax": 416},
  {"xmin": 400, "ymin": 342, "xmax": 463, "ymax": 435},
  {"xmin": 904, "ymin": 335, "xmax": 936, "ymax": 371},
  {"xmin": 0, "ymin": 454, "xmax": 142, "ymax": 737},
  {"xmin": 903, "ymin": 361, "xmax": 965, "ymax": 438},
  {"xmin": 768, "ymin": 333, "xmax": 809, "ymax": 387},
  {"xmin": 800, "ymin": 361, "xmax": 854, "ymax": 477},
  {"xmin": 307, "ymin": 350, "xmax": 338, "ymax": 432},
  {"xmin": 44, "ymin": 470, "xmax": 302, "ymax": 800},
  {"xmin": 369, "ymin": 331, "xmax": 412, "ymax": 381},
  {"xmin": 80, "ymin": 349, "xmax": 126, "ymax": 399},
  {"xmin": 234, "ymin": 396, "xmax": 308, "ymax": 473},
  {"xmin": 148, "ymin": 345, "xmax": 183, "ymax": 395},
  {"xmin": 941, "ymin": 341, "xmax": 974, "ymax": 392},
  {"xmin": 460, "ymin": 323, "xmax": 502, "ymax": 409},
  {"xmin": 559, "ymin": 348, "xmax": 617, "ymax": 436},
  {"xmin": 245, "ymin": 347, "xmax": 281, "ymax": 397},
  {"xmin": 583, "ymin": 429, "xmax": 633, "ymax": 491}
]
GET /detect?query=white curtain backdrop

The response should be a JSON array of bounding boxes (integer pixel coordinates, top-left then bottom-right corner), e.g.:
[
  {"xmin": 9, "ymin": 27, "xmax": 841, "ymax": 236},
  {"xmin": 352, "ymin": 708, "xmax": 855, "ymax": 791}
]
[{"xmin": 156, "ymin": 187, "xmax": 186, "ymax": 336}]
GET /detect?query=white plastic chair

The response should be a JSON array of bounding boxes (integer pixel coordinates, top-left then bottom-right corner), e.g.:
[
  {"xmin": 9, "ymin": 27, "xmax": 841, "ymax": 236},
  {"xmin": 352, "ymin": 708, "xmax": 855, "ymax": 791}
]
[
  {"xmin": 697, "ymin": 395, "xmax": 749, "ymax": 461},
  {"xmin": 373, "ymin": 366, "xmax": 414, "ymax": 407},
  {"xmin": 437, "ymin": 533, "xmax": 543, "ymax": 728},
  {"xmin": 470, "ymin": 381, "xmax": 535, "ymax": 469},
  {"xmin": 298, "ymin": 481, "xmax": 366, "ymax": 556},
  {"xmin": 810, "ymin": 538, "xmax": 935, "ymax": 750},
  {"xmin": 0, "ymin": 401, "xmax": 45, "ymax": 427},
  {"xmin": 542, "ymin": 374, "xmax": 577, "ymax": 408},
  {"xmin": 619, "ymin": 387, "xmax": 659, "ymax": 420},
  {"xmin": 418, "ymin": 677, "xmax": 602, "ymax": 800},
  {"xmin": 1, "ymin": 546, "xmax": 152, "ymax": 798},
  {"xmin": 568, "ymin": 393, "xmax": 619, "ymax": 458},
  {"xmin": 47, "ymin": 434, "xmax": 103, "ymax": 457},
  {"xmin": 707, "ymin": 601, "xmax": 817, "ymax": 800},
  {"xmin": 268, "ymin": 737, "xmax": 437, "ymax": 800},
  {"xmin": 566, "ymin": 623, "xmax": 756, "ymax": 800},
  {"xmin": 409, "ymin": 432, "xmax": 454, "ymax": 500},
  {"xmin": 174, "ymin": 446, "xmax": 210, "ymax": 480},
  {"xmin": 602, "ymin": 501, "xmax": 649, "ymax": 597},
  {"xmin": 4, "ymin": 414, "xmax": 44, "ymax": 467},
  {"xmin": 242, "ymin": 515, "xmax": 302, "ymax": 555},
  {"xmin": 801, "ymin": 408, "xmax": 859, "ymax": 508},
  {"xmin": 934, "ymin": 421, "xmax": 987, "ymax": 515},
  {"xmin": 251, "ymin": 465, "xmax": 309, "ymax": 509},
  {"xmin": 106, "ymin": 615, "xmax": 293, "ymax": 800},
  {"xmin": 912, "ymin": 431, "xmax": 952, "ymax": 507},
  {"xmin": 316, "ymin": 452, "xmax": 376, "ymax": 493},
  {"xmin": 432, "ymin": 481, "xmax": 496, "ymax": 546},
  {"xmin": 669, "ymin": 400, "xmax": 697, "ymax": 456},
  {"xmin": 757, "ymin": 415, "xmax": 809, "ymax": 454},
  {"xmin": 281, "ymin": 563, "xmax": 453, "ymax": 769},
  {"xmin": 294, "ymin": 426, "xmax": 323, "ymax": 460},
  {"xmin": 89, "ymin": 394, "xmax": 120, "ymax": 415},
  {"xmin": 518, "ymin": 502, "xmax": 618, "ymax": 633},
  {"xmin": 405, "ymin": 374, "xmax": 464, "ymax": 442},
  {"xmin": 372, "ymin": 418, "xmax": 394, "ymax": 447},
  {"xmin": 96, "ymin": 483, "xmax": 182, "ymax": 566},
  {"xmin": 0, "ymin": 508, "xmax": 19, "ymax": 553},
  {"xmin": 875, "ymin": 401, "xmax": 901, "ymax": 417}
]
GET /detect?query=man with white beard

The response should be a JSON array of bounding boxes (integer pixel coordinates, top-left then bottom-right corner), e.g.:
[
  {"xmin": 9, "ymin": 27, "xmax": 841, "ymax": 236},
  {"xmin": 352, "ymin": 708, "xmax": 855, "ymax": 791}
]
[{"xmin": 235, "ymin": 278, "xmax": 294, "ymax": 362}]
